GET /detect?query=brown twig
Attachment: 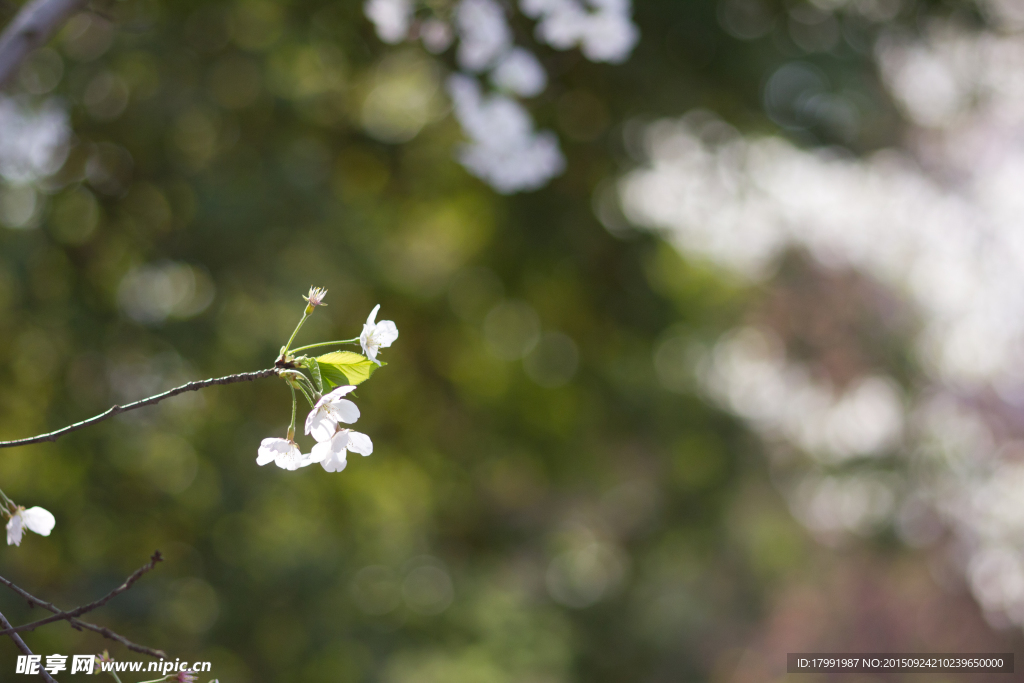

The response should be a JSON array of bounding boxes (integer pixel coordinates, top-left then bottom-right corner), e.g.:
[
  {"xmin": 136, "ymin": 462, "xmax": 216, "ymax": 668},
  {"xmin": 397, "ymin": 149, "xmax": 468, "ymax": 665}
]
[
  {"xmin": 0, "ymin": 608, "xmax": 57, "ymax": 682},
  {"xmin": 0, "ymin": 551, "xmax": 162, "ymax": 633},
  {"xmin": 0, "ymin": 368, "xmax": 278, "ymax": 449},
  {"xmin": 0, "ymin": 552, "xmax": 167, "ymax": 659},
  {"xmin": 0, "ymin": 0, "xmax": 90, "ymax": 89}
]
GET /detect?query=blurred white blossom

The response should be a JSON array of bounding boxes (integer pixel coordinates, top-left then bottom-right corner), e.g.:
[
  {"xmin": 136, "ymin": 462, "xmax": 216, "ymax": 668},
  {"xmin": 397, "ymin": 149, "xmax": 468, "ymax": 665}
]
[
  {"xmin": 362, "ymin": 0, "xmax": 637, "ymax": 192},
  {"xmin": 520, "ymin": 0, "xmax": 639, "ymax": 63},
  {"xmin": 0, "ymin": 97, "xmax": 69, "ymax": 184},
  {"xmin": 456, "ymin": 0, "xmax": 513, "ymax": 72},
  {"xmin": 619, "ymin": 16, "xmax": 1024, "ymax": 629},
  {"xmin": 364, "ymin": 0, "xmax": 413, "ymax": 44},
  {"xmin": 420, "ymin": 19, "xmax": 455, "ymax": 53},
  {"xmin": 118, "ymin": 262, "xmax": 215, "ymax": 324},
  {"xmin": 6, "ymin": 506, "xmax": 55, "ymax": 546},
  {"xmin": 701, "ymin": 327, "xmax": 904, "ymax": 463},
  {"xmin": 491, "ymin": 48, "xmax": 548, "ymax": 96},
  {"xmin": 360, "ymin": 304, "xmax": 399, "ymax": 366},
  {"xmin": 448, "ymin": 75, "xmax": 565, "ymax": 193}
]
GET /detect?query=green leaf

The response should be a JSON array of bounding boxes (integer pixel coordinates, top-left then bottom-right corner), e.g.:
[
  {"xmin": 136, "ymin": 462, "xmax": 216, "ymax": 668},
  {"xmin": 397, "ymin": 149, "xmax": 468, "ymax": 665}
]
[
  {"xmin": 315, "ymin": 351, "xmax": 382, "ymax": 387},
  {"xmin": 302, "ymin": 358, "xmax": 323, "ymax": 394}
]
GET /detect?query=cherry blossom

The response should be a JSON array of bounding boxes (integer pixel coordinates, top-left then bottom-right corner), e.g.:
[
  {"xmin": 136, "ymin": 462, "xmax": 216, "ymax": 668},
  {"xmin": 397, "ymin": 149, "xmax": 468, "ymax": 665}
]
[
  {"xmin": 312, "ymin": 428, "xmax": 374, "ymax": 473},
  {"xmin": 360, "ymin": 305, "xmax": 399, "ymax": 365},
  {"xmin": 521, "ymin": 0, "xmax": 639, "ymax": 63},
  {"xmin": 6, "ymin": 505, "xmax": 55, "ymax": 546},
  {"xmin": 303, "ymin": 286, "xmax": 327, "ymax": 308},
  {"xmin": 305, "ymin": 385, "xmax": 361, "ymax": 442},
  {"xmin": 364, "ymin": 0, "xmax": 412, "ymax": 43},
  {"xmin": 456, "ymin": 0, "xmax": 512, "ymax": 72},
  {"xmin": 491, "ymin": 48, "xmax": 548, "ymax": 97},
  {"xmin": 421, "ymin": 19, "xmax": 455, "ymax": 53},
  {"xmin": 256, "ymin": 438, "xmax": 317, "ymax": 471},
  {"xmin": 0, "ymin": 96, "xmax": 70, "ymax": 184},
  {"xmin": 360, "ymin": 0, "xmax": 638, "ymax": 193},
  {"xmin": 448, "ymin": 75, "xmax": 565, "ymax": 193}
]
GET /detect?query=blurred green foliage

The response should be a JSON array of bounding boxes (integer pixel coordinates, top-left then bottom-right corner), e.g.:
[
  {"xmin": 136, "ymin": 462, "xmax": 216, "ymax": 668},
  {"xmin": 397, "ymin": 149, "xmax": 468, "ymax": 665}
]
[{"xmin": 0, "ymin": 0, "xmax": 990, "ymax": 681}]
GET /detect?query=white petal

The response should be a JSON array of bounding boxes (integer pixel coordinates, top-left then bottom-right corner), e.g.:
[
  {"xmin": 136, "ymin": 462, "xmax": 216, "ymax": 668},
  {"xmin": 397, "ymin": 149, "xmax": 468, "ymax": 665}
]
[
  {"xmin": 306, "ymin": 387, "xmax": 358, "ymax": 437},
  {"xmin": 6, "ymin": 514, "xmax": 23, "ymax": 546},
  {"xmin": 347, "ymin": 431, "xmax": 374, "ymax": 456},
  {"xmin": 334, "ymin": 399, "xmax": 360, "ymax": 424},
  {"xmin": 314, "ymin": 431, "xmax": 349, "ymax": 460},
  {"xmin": 307, "ymin": 411, "xmax": 337, "ymax": 442},
  {"xmin": 304, "ymin": 406, "xmax": 321, "ymax": 436},
  {"xmin": 320, "ymin": 450, "xmax": 348, "ymax": 472},
  {"xmin": 365, "ymin": 344, "xmax": 380, "ymax": 366},
  {"xmin": 366, "ymin": 304, "xmax": 381, "ymax": 325},
  {"xmin": 21, "ymin": 507, "xmax": 54, "ymax": 536},
  {"xmin": 375, "ymin": 320, "xmax": 399, "ymax": 347},
  {"xmin": 310, "ymin": 440, "xmax": 333, "ymax": 463},
  {"xmin": 257, "ymin": 438, "xmax": 289, "ymax": 466},
  {"xmin": 296, "ymin": 450, "xmax": 322, "ymax": 468},
  {"xmin": 331, "ymin": 430, "xmax": 351, "ymax": 453},
  {"xmin": 323, "ymin": 385, "xmax": 357, "ymax": 401},
  {"xmin": 360, "ymin": 328, "xmax": 374, "ymax": 359},
  {"xmin": 274, "ymin": 442, "xmax": 307, "ymax": 471}
]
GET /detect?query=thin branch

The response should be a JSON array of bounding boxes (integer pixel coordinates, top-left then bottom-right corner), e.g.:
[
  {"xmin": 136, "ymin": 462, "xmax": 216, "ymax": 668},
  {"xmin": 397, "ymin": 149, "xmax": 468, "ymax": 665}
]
[
  {"xmin": 63, "ymin": 615, "xmax": 165, "ymax": 659},
  {"xmin": 0, "ymin": 368, "xmax": 278, "ymax": 449},
  {"xmin": 0, "ymin": 551, "xmax": 162, "ymax": 632},
  {"xmin": 0, "ymin": 552, "xmax": 166, "ymax": 659},
  {"xmin": 0, "ymin": 0, "xmax": 89, "ymax": 89},
  {"xmin": 0, "ymin": 608, "xmax": 57, "ymax": 682}
]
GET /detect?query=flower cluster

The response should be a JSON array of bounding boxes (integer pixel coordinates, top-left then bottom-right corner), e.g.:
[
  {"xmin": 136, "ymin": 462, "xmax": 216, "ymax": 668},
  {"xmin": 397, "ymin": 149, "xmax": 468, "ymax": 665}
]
[
  {"xmin": 521, "ymin": 0, "xmax": 639, "ymax": 63},
  {"xmin": 259, "ymin": 386, "xmax": 375, "ymax": 474},
  {"xmin": 448, "ymin": 75, "xmax": 564, "ymax": 193},
  {"xmin": 362, "ymin": 0, "xmax": 639, "ymax": 193},
  {"xmin": 260, "ymin": 295, "xmax": 397, "ymax": 474},
  {"xmin": 0, "ymin": 289, "xmax": 397, "ymax": 556}
]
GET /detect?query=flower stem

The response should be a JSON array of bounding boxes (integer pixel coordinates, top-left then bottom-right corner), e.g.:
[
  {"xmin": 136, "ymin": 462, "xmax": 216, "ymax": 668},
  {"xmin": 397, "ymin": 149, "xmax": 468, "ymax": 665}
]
[
  {"xmin": 288, "ymin": 338, "xmax": 360, "ymax": 354},
  {"xmin": 287, "ymin": 385, "xmax": 297, "ymax": 441},
  {"xmin": 0, "ymin": 486, "xmax": 14, "ymax": 512},
  {"xmin": 280, "ymin": 310, "xmax": 311, "ymax": 358}
]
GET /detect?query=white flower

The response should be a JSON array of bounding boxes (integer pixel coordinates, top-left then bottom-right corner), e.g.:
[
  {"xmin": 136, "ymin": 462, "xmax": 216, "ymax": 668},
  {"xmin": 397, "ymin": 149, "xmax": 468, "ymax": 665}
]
[
  {"xmin": 6, "ymin": 506, "xmax": 55, "ymax": 546},
  {"xmin": 456, "ymin": 0, "xmax": 513, "ymax": 72},
  {"xmin": 0, "ymin": 97, "xmax": 70, "ymax": 184},
  {"xmin": 256, "ymin": 438, "xmax": 318, "ymax": 471},
  {"xmin": 360, "ymin": 305, "xmax": 399, "ymax": 365},
  {"xmin": 421, "ymin": 19, "xmax": 455, "ymax": 53},
  {"xmin": 491, "ymin": 48, "xmax": 548, "ymax": 97},
  {"xmin": 578, "ymin": 10, "xmax": 638, "ymax": 63},
  {"xmin": 364, "ymin": 0, "xmax": 413, "ymax": 43},
  {"xmin": 519, "ymin": 0, "xmax": 638, "ymax": 64},
  {"xmin": 304, "ymin": 286, "xmax": 328, "ymax": 308},
  {"xmin": 305, "ymin": 385, "xmax": 361, "ymax": 442},
  {"xmin": 311, "ymin": 428, "xmax": 374, "ymax": 473},
  {"xmin": 448, "ymin": 75, "xmax": 566, "ymax": 193}
]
